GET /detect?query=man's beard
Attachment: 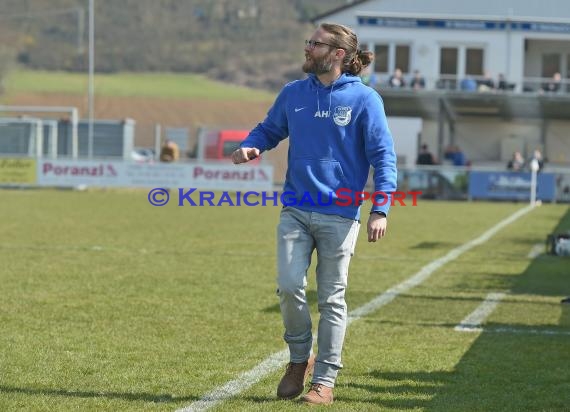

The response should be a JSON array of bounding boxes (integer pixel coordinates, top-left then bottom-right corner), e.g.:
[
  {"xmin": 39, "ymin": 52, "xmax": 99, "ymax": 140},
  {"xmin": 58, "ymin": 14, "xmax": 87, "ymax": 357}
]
[{"xmin": 302, "ymin": 53, "xmax": 334, "ymax": 75}]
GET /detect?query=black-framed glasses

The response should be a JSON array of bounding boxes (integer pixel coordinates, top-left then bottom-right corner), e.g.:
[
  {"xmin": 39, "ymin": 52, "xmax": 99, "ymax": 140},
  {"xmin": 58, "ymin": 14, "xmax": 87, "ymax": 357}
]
[{"xmin": 305, "ymin": 39, "xmax": 337, "ymax": 49}]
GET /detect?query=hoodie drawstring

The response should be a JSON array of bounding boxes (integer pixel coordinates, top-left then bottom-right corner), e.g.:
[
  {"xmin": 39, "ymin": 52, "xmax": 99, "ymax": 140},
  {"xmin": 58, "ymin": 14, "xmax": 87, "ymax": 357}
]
[
  {"xmin": 316, "ymin": 83, "xmax": 335, "ymax": 115},
  {"xmin": 329, "ymin": 84, "xmax": 334, "ymax": 114}
]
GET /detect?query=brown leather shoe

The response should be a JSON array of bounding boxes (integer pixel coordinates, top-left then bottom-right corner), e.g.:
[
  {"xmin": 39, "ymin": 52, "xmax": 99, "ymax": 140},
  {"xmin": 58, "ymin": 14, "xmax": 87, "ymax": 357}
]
[
  {"xmin": 276, "ymin": 355, "xmax": 315, "ymax": 399},
  {"xmin": 301, "ymin": 383, "xmax": 334, "ymax": 405}
]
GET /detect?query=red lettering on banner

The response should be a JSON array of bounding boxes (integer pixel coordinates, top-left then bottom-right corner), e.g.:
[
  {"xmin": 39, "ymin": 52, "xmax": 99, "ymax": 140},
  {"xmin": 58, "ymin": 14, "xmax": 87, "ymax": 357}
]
[
  {"xmin": 257, "ymin": 169, "xmax": 269, "ymax": 181},
  {"xmin": 42, "ymin": 162, "xmax": 116, "ymax": 177},
  {"xmin": 193, "ymin": 166, "xmax": 257, "ymax": 180}
]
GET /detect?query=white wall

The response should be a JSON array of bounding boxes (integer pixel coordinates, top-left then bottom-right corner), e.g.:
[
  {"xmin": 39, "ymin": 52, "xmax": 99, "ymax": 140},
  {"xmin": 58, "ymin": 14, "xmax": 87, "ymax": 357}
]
[
  {"xmin": 455, "ymin": 119, "xmax": 541, "ymax": 162},
  {"xmin": 548, "ymin": 121, "xmax": 570, "ymax": 164},
  {"xmin": 356, "ymin": 26, "xmax": 513, "ymax": 86},
  {"xmin": 316, "ymin": 0, "xmax": 570, "ymax": 90},
  {"xmin": 388, "ymin": 117, "xmax": 423, "ymax": 168},
  {"xmin": 417, "ymin": 117, "xmax": 570, "ymax": 166}
]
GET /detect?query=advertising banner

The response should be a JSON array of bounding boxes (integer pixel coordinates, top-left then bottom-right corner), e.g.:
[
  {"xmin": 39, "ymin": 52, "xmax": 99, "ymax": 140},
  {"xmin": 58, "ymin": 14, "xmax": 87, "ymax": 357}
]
[
  {"xmin": 468, "ymin": 171, "xmax": 556, "ymax": 201},
  {"xmin": 124, "ymin": 162, "xmax": 189, "ymax": 188},
  {"xmin": 38, "ymin": 160, "xmax": 124, "ymax": 187},
  {"xmin": 190, "ymin": 164, "xmax": 273, "ymax": 190},
  {"xmin": 0, "ymin": 158, "xmax": 37, "ymax": 185},
  {"xmin": 36, "ymin": 159, "xmax": 273, "ymax": 191}
]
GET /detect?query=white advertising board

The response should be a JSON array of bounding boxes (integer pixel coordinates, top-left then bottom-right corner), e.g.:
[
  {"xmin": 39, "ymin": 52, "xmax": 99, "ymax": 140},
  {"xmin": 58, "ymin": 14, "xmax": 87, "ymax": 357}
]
[
  {"xmin": 39, "ymin": 160, "xmax": 124, "ymax": 187},
  {"xmin": 37, "ymin": 159, "xmax": 273, "ymax": 191},
  {"xmin": 190, "ymin": 164, "xmax": 272, "ymax": 190}
]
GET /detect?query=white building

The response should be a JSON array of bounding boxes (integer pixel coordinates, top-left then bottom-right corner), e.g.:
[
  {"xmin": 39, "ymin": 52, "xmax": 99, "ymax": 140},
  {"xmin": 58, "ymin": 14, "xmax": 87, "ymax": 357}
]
[{"xmin": 313, "ymin": 0, "xmax": 570, "ymax": 166}]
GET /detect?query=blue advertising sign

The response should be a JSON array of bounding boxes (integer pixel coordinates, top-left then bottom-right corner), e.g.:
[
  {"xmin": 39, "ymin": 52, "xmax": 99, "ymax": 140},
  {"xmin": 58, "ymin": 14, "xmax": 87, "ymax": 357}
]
[
  {"xmin": 468, "ymin": 171, "xmax": 556, "ymax": 201},
  {"xmin": 357, "ymin": 16, "xmax": 570, "ymax": 34}
]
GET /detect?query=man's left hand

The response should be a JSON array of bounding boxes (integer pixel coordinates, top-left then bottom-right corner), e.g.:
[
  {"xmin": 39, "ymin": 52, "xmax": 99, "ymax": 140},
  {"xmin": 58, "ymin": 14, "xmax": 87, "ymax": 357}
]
[{"xmin": 367, "ymin": 213, "xmax": 387, "ymax": 242}]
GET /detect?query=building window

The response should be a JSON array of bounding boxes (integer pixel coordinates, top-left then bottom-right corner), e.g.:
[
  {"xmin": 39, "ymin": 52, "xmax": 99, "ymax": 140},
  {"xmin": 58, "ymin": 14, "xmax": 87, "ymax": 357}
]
[
  {"xmin": 466, "ymin": 48, "xmax": 483, "ymax": 76},
  {"xmin": 438, "ymin": 47, "xmax": 458, "ymax": 89},
  {"xmin": 374, "ymin": 45, "xmax": 388, "ymax": 73},
  {"xmin": 395, "ymin": 45, "xmax": 410, "ymax": 73},
  {"xmin": 440, "ymin": 47, "xmax": 458, "ymax": 75},
  {"xmin": 373, "ymin": 43, "xmax": 411, "ymax": 74},
  {"xmin": 438, "ymin": 46, "xmax": 486, "ymax": 89}
]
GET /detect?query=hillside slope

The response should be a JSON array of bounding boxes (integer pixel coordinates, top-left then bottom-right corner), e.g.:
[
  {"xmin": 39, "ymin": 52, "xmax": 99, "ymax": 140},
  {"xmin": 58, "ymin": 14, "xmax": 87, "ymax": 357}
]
[{"xmin": 0, "ymin": 0, "xmax": 351, "ymax": 90}]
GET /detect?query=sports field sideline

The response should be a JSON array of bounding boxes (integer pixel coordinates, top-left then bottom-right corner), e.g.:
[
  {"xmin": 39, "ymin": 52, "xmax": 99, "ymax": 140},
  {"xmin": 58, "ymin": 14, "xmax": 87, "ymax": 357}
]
[{"xmin": 1, "ymin": 189, "xmax": 569, "ymax": 411}]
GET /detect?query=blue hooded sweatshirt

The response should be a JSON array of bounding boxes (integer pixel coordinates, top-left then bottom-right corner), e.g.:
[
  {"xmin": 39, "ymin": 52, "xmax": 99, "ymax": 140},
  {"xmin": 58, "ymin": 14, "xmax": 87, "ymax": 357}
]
[{"xmin": 241, "ymin": 73, "xmax": 397, "ymax": 220}]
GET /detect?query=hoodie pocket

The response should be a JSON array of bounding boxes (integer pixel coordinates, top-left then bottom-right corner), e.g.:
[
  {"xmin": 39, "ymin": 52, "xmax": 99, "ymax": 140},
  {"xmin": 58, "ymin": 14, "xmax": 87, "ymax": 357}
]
[{"xmin": 291, "ymin": 158, "xmax": 347, "ymax": 193}]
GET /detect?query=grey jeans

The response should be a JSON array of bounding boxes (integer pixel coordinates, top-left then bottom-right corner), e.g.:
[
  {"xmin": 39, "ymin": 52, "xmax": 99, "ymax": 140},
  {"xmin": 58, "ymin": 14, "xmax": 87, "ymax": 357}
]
[{"xmin": 277, "ymin": 206, "xmax": 360, "ymax": 388}]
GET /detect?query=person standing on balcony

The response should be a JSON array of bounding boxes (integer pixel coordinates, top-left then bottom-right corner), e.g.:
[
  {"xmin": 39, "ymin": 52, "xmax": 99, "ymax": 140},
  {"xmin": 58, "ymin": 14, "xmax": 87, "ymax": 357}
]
[
  {"xmin": 416, "ymin": 144, "xmax": 436, "ymax": 165},
  {"xmin": 410, "ymin": 70, "xmax": 426, "ymax": 91},
  {"xmin": 507, "ymin": 151, "xmax": 525, "ymax": 171},
  {"xmin": 388, "ymin": 67, "xmax": 406, "ymax": 88},
  {"xmin": 541, "ymin": 72, "xmax": 562, "ymax": 93}
]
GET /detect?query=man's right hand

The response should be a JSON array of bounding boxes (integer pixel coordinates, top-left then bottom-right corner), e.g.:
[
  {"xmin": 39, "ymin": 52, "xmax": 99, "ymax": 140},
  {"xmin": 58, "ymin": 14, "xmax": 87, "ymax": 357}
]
[{"xmin": 231, "ymin": 147, "xmax": 260, "ymax": 164}]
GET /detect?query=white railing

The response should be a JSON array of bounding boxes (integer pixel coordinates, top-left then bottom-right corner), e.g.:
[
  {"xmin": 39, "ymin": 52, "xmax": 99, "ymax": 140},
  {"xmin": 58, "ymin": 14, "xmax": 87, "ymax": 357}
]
[{"xmin": 373, "ymin": 74, "xmax": 569, "ymax": 94}]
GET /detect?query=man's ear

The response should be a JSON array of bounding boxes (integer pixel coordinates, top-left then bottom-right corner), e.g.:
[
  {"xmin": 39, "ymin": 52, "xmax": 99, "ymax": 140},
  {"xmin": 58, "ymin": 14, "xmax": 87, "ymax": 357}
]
[{"xmin": 335, "ymin": 48, "xmax": 346, "ymax": 61}]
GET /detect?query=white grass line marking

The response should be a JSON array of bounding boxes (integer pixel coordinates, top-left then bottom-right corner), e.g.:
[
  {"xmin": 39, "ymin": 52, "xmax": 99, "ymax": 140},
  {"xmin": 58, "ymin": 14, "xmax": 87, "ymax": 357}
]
[
  {"xmin": 176, "ymin": 205, "xmax": 534, "ymax": 412},
  {"xmin": 179, "ymin": 350, "xmax": 289, "ymax": 412},
  {"xmin": 486, "ymin": 327, "xmax": 570, "ymax": 336},
  {"xmin": 527, "ymin": 243, "xmax": 544, "ymax": 259},
  {"xmin": 348, "ymin": 205, "xmax": 532, "ymax": 322},
  {"xmin": 456, "ymin": 325, "xmax": 570, "ymax": 336},
  {"xmin": 454, "ymin": 293, "xmax": 506, "ymax": 332}
]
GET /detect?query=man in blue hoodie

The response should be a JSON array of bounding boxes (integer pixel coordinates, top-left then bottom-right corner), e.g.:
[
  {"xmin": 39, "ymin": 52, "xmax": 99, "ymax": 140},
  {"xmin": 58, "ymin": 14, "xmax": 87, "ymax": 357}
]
[{"xmin": 232, "ymin": 22, "xmax": 397, "ymax": 405}]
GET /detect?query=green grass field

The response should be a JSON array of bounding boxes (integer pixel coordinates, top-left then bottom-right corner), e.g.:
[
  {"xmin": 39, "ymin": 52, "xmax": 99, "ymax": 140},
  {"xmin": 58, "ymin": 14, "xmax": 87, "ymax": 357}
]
[
  {"xmin": 0, "ymin": 190, "xmax": 569, "ymax": 411},
  {"xmin": 3, "ymin": 70, "xmax": 275, "ymax": 102}
]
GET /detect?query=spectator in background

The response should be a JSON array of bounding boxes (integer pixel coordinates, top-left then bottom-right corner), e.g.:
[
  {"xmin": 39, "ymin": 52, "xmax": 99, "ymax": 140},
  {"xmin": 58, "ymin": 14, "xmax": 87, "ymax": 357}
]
[
  {"xmin": 507, "ymin": 150, "xmax": 525, "ymax": 171},
  {"xmin": 388, "ymin": 68, "xmax": 406, "ymax": 88},
  {"xmin": 528, "ymin": 148, "xmax": 545, "ymax": 172},
  {"xmin": 541, "ymin": 72, "xmax": 562, "ymax": 93},
  {"xmin": 497, "ymin": 73, "xmax": 509, "ymax": 91},
  {"xmin": 478, "ymin": 71, "xmax": 495, "ymax": 92},
  {"xmin": 410, "ymin": 70, "xmax": 426, "ymax": 91},
  {"xmin": 444, "ymin": 144, "xmax": 467, "ymax": 166},
  {"xmin": 460, "ymin": 77, "xmax": 477, "ymax": 92},
  {"xmin": 159, "ymin": 139, "xmax": 180, "ymax": 162},
  {"xmin": 416, "ymin": 144, "xmax": 436, "ymax": 165}
]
